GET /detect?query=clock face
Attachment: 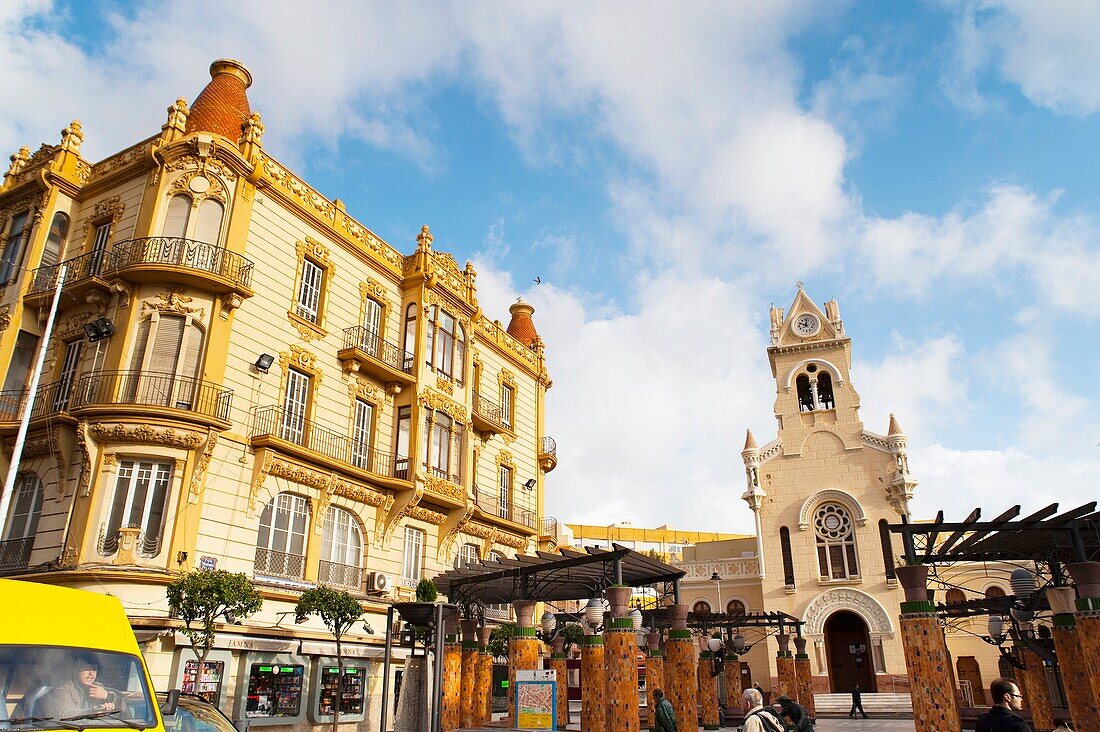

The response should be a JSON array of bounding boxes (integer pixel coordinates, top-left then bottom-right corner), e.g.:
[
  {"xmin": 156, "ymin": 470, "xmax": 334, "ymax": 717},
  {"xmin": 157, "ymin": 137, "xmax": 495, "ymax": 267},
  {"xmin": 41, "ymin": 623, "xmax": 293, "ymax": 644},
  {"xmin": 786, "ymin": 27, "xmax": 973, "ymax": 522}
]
[{"xmin": 794, "ymin": 314, "xmax": 819, "ymax": 336}]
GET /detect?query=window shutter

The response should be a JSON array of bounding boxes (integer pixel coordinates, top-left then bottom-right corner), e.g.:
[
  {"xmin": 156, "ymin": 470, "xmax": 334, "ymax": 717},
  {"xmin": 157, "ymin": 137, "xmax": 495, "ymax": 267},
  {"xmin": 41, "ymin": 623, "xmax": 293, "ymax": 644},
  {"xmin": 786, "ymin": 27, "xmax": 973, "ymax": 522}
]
[
  {"xmin": 53, "ymin": 340, "xmax": 83, "ymax": 411},
  {"xmin": 193, "ymin": 199, "xmax": 223, "ymax": 244},
  {"xmin": 163, "ymin": 195, "xmax": 191, "ymax": 238},
  {"xmin": 175, "ymin": 324, "xmax": 204, "ymax": 408},
  {"xmin": 123, "ymin": 319, "xmax": 151, "ymax": 401},
  {"xmin": 150, "ymin": 315, "xmax": 185, "ymax": 374},
  {"xmin": 352, "ymin": 399, "xmax": 373, "ymax": 469}
]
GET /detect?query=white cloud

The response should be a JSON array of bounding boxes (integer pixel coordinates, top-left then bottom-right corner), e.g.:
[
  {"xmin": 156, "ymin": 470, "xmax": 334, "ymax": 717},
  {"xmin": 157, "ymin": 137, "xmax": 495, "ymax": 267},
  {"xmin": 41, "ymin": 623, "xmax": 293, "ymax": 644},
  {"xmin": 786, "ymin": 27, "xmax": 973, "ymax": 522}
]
[{"xmin": 944, "ymin": 0, "xmax": 1100, "ymax": 116}]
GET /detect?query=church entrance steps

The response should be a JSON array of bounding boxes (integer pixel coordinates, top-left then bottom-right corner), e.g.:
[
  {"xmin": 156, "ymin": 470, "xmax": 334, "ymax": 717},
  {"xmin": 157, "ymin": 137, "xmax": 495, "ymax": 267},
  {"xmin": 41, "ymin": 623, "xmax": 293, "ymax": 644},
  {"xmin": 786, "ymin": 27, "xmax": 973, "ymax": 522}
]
[{"xmin": 812, "ymin": 692, "xmax": 914, "ymax": 718}]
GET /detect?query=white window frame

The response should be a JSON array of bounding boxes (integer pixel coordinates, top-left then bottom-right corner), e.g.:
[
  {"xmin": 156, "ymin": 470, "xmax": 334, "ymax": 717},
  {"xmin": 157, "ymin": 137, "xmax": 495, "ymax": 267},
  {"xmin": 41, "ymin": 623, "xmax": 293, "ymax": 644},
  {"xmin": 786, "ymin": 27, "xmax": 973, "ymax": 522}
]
[
  {"xmin": 257, "ymin": 493, "xmax": 311, "ymax": 556},
  {"xmin": 501, "ymin": 384, "xmax": 514, "ymax": 429},
  {"xmin": 322, "ymin": 506, "xmax": 363, "ymax": 569},
  {"xmin": 401, "ymin": 526, "xmax": 424, "ymax": 585},
  {"xmin": 105, "ymin": 459, "xmax": 173, "ymax": 557},
  {"xmin": 814, "ymin": 503, "xmax": 859, "ymax": 580},
  {"xmin": 281, "ymin": 369, "xmax": 311, "ymax": 445},
  {"xmin": 458, "ymin": 543, "xmax": 479, "ymax": 568},
  {"xmin": 4, "ymin": 473, "xmax": 43, "ymax": 540},
  {"xmin": 296, "ymin": 258, "xmax": 323, "ymax": 323},
  {"xmin": 498, "ymin": 465, "xmax": 512, "ymax": 521},
  {"xmin": 350, "ymin": 398, "xmax": 374, "ymax": 470},
  {"xmin": 54, "ymin": 340, "xmax": 83, "ymax": 411}
]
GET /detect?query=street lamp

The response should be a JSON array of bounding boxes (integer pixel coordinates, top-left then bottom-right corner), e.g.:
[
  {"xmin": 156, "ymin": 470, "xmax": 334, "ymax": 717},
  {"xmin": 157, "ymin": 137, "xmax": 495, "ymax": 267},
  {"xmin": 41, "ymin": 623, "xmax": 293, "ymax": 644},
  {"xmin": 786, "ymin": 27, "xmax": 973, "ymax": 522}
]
[{"xmin": 710, "ymin": 571, "xmax": 722, "ymax": 613}]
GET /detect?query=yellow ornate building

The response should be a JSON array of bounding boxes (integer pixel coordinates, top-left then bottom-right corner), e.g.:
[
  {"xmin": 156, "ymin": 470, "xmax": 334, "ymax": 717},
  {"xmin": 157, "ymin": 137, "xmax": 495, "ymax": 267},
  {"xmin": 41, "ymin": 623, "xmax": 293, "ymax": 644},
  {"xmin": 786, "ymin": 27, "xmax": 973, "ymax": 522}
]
[
  {"xmin": 675, "ymin": 288, "xmax": 1012, "ymax": 709},
  {"xmin": 0, "ymin": 59, "xmax": 554, "ymax": 731}
]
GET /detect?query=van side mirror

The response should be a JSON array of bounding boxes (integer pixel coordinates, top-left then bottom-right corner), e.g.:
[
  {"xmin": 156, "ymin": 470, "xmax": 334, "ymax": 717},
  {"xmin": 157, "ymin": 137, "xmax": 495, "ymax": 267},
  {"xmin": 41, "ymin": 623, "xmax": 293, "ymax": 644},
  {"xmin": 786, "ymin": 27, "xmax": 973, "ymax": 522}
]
[{"xmin": 160, "ymin": 689, "xmax": 180, "ymax": 717}]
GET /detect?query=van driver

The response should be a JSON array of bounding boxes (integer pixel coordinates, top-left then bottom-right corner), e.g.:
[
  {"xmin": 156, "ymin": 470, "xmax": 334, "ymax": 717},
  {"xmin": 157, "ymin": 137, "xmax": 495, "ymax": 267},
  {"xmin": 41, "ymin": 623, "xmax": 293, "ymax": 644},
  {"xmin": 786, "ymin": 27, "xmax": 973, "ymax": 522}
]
[{"xmin": 40, "ymin": 653, "xmax": 129, "ymax": 718}]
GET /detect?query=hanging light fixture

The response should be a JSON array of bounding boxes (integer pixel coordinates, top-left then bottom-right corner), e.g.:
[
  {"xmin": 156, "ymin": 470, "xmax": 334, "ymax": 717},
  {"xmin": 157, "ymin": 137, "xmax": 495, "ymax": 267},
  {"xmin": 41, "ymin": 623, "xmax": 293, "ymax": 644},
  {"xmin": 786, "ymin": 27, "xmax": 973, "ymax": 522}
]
[
  {"xmin": 732, "ymin": 633, "xmax": 746, "ymax": 654},
  {"xmin": 541, "ymin": 611, "xmax": 557, "ymax": 635},
  {"xmin": 1010, "ymin": 568, "xmax": 1037, "ymax": 601},
  {"xmin": 706, "ymin": 636, "xmax": 723, "ymax": 653},
  {"xmin": 585, "ymin": 597, "xmax": 606, "ymax": 627},
  {"xmin": 987, "ymin": 614, "xmax": 1004, "ymax": 639},
  {"xmin": 628, "ymin": 607, "xmax": 643, "ymax": 631}
]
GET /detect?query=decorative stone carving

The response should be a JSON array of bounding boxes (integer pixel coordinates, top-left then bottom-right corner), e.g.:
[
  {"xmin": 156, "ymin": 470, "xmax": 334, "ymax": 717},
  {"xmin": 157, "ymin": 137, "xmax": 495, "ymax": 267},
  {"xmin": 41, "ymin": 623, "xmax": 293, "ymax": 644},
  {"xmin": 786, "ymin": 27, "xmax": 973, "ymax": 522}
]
[
  {"xmin": 435, "ymin": 376, "xmax": 454, "ymax": 395},
  {"xmin": 165, "ymin": 154, "xmax": 238, "ymax": 182},
  {"xmin": 409, "ymin": 506, "xmax": 447, "ymax": 525},
  {"xmin": 167, "ymin": 171, "xmax": 228, "ymax": 205},
  {"xmin": 438, "ymin": 503, "xmax": 476, "ymax": 560},
  {"xmin": 279, "ymin": 345, "xmax": 323, "ymax": 384},
  {"xmin": 418, "ymin": 390, "xmax": 468, "ymax": 424},
  {"xmin": 141, "ymin": 286, "xmax": 204, "ymax": 318},
  {"xmin": 359, "ymin": 277, "xmax": 389, "ymax": 304},
  {"xmin": 89, "ymin": 423, "xmax": 204, "ymax": 449},
  {"xmin": 102, "ymin": 453, "xmax": 118, "ymax": 466},
  {"xmin": 188, "ymin": 429, "xmax": 218, "ymax": 503},
  {"xmin": 423, "ymin": 473, "xmax": 465, "ymax": 501},
  {"xmin": 89, "ymin": 143, "xmax": 148, "ymax": 182},
  {"xmin": 0, "ymin": 306, "xmax": 10, "ymax": 333},
  {"xmin": 802, "ymin": 587, "xmax": 894, "ymax": 637},
  {"xmin": 76, "ymin": 421, "xmax": 93, "ymax": 497},
  {"xmin": 346, "ymin": 377, "xmax": 378, "ymax": 403}
]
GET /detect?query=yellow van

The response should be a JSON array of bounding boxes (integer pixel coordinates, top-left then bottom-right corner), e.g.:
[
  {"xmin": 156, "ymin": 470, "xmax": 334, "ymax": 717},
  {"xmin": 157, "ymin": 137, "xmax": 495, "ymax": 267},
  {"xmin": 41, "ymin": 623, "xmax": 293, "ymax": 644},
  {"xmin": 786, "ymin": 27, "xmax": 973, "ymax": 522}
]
[{"xmin": 0, "ymin": 578, "xmax": 168, "ymax": 731}]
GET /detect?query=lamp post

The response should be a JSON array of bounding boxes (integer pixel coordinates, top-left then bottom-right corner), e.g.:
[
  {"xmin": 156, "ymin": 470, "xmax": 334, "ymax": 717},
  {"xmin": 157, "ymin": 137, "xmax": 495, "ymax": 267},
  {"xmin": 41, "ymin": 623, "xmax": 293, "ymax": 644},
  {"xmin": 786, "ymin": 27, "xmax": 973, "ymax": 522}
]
[{"xmin": 710, "ymin": 571, "xmax": 722, "ymax": 613}]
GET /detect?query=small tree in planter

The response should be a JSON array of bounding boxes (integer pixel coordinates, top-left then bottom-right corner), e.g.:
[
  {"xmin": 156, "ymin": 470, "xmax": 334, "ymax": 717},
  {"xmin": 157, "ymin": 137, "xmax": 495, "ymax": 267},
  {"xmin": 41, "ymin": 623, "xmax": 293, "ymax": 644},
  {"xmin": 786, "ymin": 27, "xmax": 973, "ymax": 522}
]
[
  {"xmin": 487, "ymin": 623, "xmax": 516, "ymax": 660},
  {"xmin": 559, "ymin": 624, "xmax": 585, "ymax": 655},
  {"xmin": 167, "ymin": 570, "xmax": 263, "ymax": 662},
  {"xmin": 415, "ymin": 578, "xmax": 438, "ymax": 603},
  {"xmin": 295, "ymin": 587, "xmax": 364, "ymax": 732}
]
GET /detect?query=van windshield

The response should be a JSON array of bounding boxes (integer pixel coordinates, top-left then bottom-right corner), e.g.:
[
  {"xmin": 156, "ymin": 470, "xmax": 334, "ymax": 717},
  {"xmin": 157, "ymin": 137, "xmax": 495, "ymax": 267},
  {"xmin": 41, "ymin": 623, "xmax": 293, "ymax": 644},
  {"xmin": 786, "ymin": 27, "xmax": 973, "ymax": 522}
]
[{"xmin": 0, "ymin": 646, "xmax": 156, "ymax": 729}]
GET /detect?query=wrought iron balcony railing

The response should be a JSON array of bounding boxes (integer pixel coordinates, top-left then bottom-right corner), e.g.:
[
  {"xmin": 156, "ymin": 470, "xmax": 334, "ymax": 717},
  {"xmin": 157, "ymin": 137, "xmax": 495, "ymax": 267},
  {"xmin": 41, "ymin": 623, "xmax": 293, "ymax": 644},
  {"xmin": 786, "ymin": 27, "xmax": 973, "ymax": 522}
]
[
  {"xmin": 472, "ymin": 392, "xmax": 504, "ymax": 429},
  {"xmin": 253, "ymin": 405, "xmax": 408, "ymax": 480},
  {"xmin": 254, "ymin": 547, "xmax": 306, "ymax": 581},
  {"xmin": 540, "ymin": 436, "xmax": 557, "ymax": 456},
  {"xmin": 106, "ymin": 237, "xmax": 255, "ymax": 289},
  {"xmin": 0, "ymin": 390, "xmax": 25, "ymax": 422},
  {"xmin": 318, "ymin": 560, "xmax": 363, "ymax": 592},
  {"xmin": 27, "ymin": 250, "xmax": 107, "ymax": 296},
  {"xmin": 0, "ymin": 537, "xmax": 33, "ymax": 571},
  {"xmin": 474, "ymin": 489, "xmax": 535, "ymax": 529},
  {"xmin": 71, "ymin": 370, "xmax": 233, "ymax": 422},
  {"xmin": 341, "ymin": 326, "xmax": 414, "ymax": 374}
]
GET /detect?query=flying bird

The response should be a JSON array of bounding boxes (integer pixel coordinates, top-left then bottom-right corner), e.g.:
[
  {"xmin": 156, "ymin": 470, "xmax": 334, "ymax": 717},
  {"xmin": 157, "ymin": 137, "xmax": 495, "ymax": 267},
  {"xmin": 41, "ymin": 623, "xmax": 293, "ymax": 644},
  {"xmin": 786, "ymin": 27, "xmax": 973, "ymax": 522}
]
[{"xmin": 533, "ymin": 276, "xmax": 541, "ymax": 285}]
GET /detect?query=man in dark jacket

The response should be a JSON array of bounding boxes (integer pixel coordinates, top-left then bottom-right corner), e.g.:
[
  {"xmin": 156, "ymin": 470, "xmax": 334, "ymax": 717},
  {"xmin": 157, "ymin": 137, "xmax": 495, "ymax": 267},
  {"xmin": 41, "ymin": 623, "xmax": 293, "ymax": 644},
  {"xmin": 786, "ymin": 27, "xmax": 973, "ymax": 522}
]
[
  {"xmin": 849, "ymin": 683, "xmax": 868, "ymax": 719},
  {"xmin": 651, "ymin": 688, "xmax": 676, "ymax": 732},
  {"xmin": 975, "ymin": 678, "xmax": 1032, "ymax": 732},
  {"xmin": 776, "ymin": 695, "xmax": 814, "ymax": 731}
]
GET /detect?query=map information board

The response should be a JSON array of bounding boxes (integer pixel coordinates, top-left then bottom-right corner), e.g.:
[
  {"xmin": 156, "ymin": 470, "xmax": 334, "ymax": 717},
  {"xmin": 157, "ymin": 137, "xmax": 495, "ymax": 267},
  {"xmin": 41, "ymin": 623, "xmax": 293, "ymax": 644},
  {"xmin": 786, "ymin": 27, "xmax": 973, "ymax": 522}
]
[{"xmin": 515, "ymin": 670, "xmax": 556, "ymax": 730}]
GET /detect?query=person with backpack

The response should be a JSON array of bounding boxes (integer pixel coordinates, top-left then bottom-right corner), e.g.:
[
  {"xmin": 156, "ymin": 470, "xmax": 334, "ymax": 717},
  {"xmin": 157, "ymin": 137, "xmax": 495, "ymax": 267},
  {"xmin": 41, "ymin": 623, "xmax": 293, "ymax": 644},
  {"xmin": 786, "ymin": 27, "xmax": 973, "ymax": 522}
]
[
  {"xmin": 740, "ymin": 687, "xmax": 785, "ymax": 732},
  {"xmin": 775, "ymin": 695, "xmax": 815, "ymax": 731}
]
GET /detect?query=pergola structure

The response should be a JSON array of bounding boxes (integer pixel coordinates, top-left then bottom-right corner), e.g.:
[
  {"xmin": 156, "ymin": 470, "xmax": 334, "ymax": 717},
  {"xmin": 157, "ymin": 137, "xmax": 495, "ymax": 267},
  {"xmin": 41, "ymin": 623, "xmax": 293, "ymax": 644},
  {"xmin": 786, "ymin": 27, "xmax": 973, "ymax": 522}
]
[
  {"xmin": 888, "ymin": 501, "xmax": 1100, "ymax": 732},
  {"xmin": 420, "ymin": 544, "xmax": 695, "ymax": 732}
]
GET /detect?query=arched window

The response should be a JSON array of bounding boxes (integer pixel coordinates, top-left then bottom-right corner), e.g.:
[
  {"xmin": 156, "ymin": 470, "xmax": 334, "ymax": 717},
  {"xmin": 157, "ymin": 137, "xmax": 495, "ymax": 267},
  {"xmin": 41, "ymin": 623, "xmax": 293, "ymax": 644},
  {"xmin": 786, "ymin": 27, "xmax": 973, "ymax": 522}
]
[
  {"xmin": 814, "ymin": 503, "xmax": 859, "ymax": 580},
  {"xmin": 878, "ymin": 519, "xmax": 896, "ymax": 580},
  {"xmin": 780, "ymin": 526, "xmax": 796, "ymax": 587},
  {"xmin": 402, "ymin": 303, "xmax": 417, "ymax": 370},
  {"xmin": 727, "ymin": 599, "xmax": 746, "ymax": 616},
  {"xmin": 255, "ymin": 493, "xmax": 310, "ymax": 580},
  {"xmin": 124, "ymin": 313, "xmax": 206, "ymax": 410},
  {"xmin": 102, "ymin": 460, "xmax": 173, "ymax": 558},
  {"xmin": 163, "ymin": 195, "xmax": 191, "ymax": 238},
  {"xmin": 796, "ymin": 374, "xmax": 815, "ymax": 412},
  {"xmin": 422, "ymin": 410, "xmax": 463, "ymax": 483},
  {"xmin": 817, "ymin": 372, "xmax": 835, "ymax": 409},
  {"xmin": 691, "ymin": 600, "xmax": 711, "ymax": 616},
  {"xmin": 321, "ymin": 506, "xmax": 362, "ymax": 570},
  {"xmin": 42, "ymin": 213, "xmax": 69, "ymax": 268},
  {"xmin": 425, "ymin": 306, "xmax": 466, "ymax": 385},
  {"xmin": 946, "ymin": 589, "xmax": 966, "ymax": 605},
  {"xmin": 194, "ymin": 199, "xmax": 224, "ymax": 244},
  {"xmin": 985, "ymin": 586, "xmax": 1006, "ymax": 599}
]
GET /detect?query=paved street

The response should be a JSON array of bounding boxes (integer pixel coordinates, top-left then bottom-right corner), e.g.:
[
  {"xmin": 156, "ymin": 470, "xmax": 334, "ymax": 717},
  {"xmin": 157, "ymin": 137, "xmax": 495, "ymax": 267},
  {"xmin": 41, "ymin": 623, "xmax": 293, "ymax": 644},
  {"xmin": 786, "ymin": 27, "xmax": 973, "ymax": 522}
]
[{"xmin": 811, "ymin": 720, "xmax": 915, "ymax": 731}]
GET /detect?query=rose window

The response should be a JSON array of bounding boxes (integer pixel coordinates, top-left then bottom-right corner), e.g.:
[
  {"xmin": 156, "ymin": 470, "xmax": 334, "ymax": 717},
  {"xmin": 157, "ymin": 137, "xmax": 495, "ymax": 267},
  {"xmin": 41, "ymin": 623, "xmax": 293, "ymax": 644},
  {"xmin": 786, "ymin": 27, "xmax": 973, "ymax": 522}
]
[{"xmin": 814, "ymin": 503, "xmax": 859, "ymax": 579}]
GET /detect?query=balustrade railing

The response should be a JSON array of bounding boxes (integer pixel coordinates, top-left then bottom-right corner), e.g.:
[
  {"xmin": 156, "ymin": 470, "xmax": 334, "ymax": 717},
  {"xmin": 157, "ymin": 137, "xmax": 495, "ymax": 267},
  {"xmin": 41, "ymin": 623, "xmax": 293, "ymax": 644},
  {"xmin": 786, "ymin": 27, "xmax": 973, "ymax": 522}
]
[
  {"xmin": 253, "ymin": 405, "xmax": 407, "ymax": 479},
  {"xmin": 71, "ymin": 370, "xmax": 233, "ymax": 422},
  {"xmin": 106, "ymin": 237, "xmax": 255, "ymax": 289},
  {"xmin": 540, "ymin": 436, "xmax": 557, "ymax": 456},
  {"xmin": 0, "ymin": 390, "xmax": 25, "ymax": 421},
  {"xmin": 474, "ymin": 489, "xmax": 535, "ymax": 528},
  {"xmin": 27, "ymin": 250, "xmax": 106, "ymax": 295},
  {"xmin": 254, "ymin": 547, "xmax": 306, "ymax": 581},
  {"xmin": 472, "ymin": 392, "xmax": 504, "ymax": 427},
  {"xmin": 318, "ymin": 560, "xmax": 363, "ymax": 591},
  {"xmin": 341, "ymin": 326, "xmax": 414, "ymax": 373},
  {"xmin": 0, "ymin": 537, "xmax": 33, "ymax": 571}
]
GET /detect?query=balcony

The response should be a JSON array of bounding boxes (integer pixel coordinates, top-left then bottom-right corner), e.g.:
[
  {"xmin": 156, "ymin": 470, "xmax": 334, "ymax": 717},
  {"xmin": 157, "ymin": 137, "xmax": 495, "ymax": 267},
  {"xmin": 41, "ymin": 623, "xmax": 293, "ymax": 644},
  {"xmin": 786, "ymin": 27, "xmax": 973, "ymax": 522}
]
[
  {"xmin": 70, "ymin": 370, "xmax": 233, "ymax": 429},
  {"xmin": 336, "ymin": 327, "xmax": 415, "ymax": 385},
  {"xmin": 539, "ymin": 435, "xmax": 558, "ymax": 473},
  {"xmin": 318, "ymin": 560, "xmax": 363, "ymax": 592},
  {"xmin": 0, "ymin": 390, "xmax": 25, "ymax": 424},
  {"xmin": 472, "ymin": 392, "xmax": 506, "ymax": 436},
  {"xmin": 0, "ymin": 381, "xmax": 84, "ymax": 432},
  {"xmin": 105, "ymin": 237, "xmax": 255, "ymax": 295},
  {"xmin": 25, "ymin": 250, "xmax": 110, "ymax": 304},
  {"xmin": 254, "ymin": 547, "xmax": 306, "ymax": 581},
  {"xmin": 251, "ymin": 405, "xmax": 411, "ymax": 486},
  {"xmin": 474, "ymin": 488, "xmax": 536, "ymax": 531},
  {"xmin": 0, "ymin": 537, "xmax": 33, "ymax": 572}
]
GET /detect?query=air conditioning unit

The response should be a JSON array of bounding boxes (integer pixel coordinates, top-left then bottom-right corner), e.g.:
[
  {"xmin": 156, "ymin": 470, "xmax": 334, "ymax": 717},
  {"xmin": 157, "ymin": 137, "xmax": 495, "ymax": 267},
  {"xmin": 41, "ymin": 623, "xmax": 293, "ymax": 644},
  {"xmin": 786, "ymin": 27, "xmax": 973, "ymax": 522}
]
[{"xmin": 366, "ymin": 571, "xmax": 391, "ymax": 592}]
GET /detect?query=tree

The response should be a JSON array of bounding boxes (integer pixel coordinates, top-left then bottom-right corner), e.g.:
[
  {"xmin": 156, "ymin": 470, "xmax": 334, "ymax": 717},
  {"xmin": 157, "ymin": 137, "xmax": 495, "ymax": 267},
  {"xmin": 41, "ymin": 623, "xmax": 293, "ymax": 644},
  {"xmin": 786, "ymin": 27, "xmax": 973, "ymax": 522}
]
[
  {"xmin": 415, "ymin": 578, "xmax": 437, "ymax": 602},
  {"xmin": 295, "ymin": 587, "xmax": 364, "ymax": 732},
  {"xmin": 487, "ymin": 622, "xmax": 516, "ymax": 659},
  {"xmin": 559, "ymin": 623, "xmax": 585, "ymax": 654},
  {"xmin": 166, "ymin": 570, "xmax": 263, "ymax": 662}
]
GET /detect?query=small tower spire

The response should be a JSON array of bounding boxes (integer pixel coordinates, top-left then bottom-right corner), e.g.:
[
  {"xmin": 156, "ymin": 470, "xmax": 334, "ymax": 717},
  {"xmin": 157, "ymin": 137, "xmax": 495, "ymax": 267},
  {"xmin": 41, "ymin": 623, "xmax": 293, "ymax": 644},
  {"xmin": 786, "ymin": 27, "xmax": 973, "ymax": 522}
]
[
  {"xmin": 743, "ymin": 429, "xmax": 758, "ymax": 450},
  {"xmin": 888, "ymin": 413, "xmax": 904, "ymax": 437}
]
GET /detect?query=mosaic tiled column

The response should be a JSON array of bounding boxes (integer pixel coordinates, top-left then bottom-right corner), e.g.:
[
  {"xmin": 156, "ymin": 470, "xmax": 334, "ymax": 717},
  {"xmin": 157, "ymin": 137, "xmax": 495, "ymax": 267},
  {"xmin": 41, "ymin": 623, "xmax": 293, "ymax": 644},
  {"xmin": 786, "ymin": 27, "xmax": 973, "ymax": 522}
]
[
  {"xmin": 775, "ymin": 633, "xmax": 796, "ymax": 701},
  {"xmin": 475, "ymin": 626, "xmax": 493, "ymax": 726},
  {"xmin": 1016, "ymin": 644, "xmax": 1054, "ymax": 732},
  {"xmin": 646, "ymin": 632, "xmax": 665, "ymax": 729},
  {"xmin": 723, "ymin": 657, "xmax": 742, "ymax": 707},
  {"xmin": 897, "ymin": 588, "xmax": 962, "ymax": 732},
  {"xmin": 509, "ymin": 601, "xmax": 540, "ymax": 723},
  {"xmin": 582, "ymin": 634, "xmax": 607, "ymax": 732},
  {"xmin": 549, "ymin": 636, "xmax": 570, "ymax": 730},
  {"xmin": 794, "ymin": 636, "xmax": 816, "ymax": 718},
  {"xmin": 441, "ymin": 634, "xmax": 463, "ymax": 731},
  {"xmin": 1068, "ymin": 563, "xmax": 1100, "ymax": 732},
  {"xmin": 459, "ymin": 619, "xmax": 479, "ymax": 729},
  {"xmin": 604, "ymin": 586, "xmax": 639, "ymax": 732},
  {"xmin": 665, "ymin": 605, "xmax": 697, "ymax": 731},
  {"xmin": 697, "ymin": 652, "xmax": 719, "ymax": 730}
]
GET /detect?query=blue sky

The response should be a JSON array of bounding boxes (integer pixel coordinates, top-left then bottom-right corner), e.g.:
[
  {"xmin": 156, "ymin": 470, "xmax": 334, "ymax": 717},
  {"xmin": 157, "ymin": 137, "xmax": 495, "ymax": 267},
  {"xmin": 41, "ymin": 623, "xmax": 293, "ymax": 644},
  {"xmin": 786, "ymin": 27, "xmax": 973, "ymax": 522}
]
[{"xmin": 3, "ymin": 1, "xmax": 1098, "ymax": 532}]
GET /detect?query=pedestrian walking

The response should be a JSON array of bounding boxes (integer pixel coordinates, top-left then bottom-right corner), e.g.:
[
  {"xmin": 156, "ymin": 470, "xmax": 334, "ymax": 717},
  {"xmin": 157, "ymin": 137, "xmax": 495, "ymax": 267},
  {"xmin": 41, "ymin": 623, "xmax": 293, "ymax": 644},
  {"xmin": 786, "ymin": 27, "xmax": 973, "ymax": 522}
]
[
  {"xmin": 651, "ymin": 688, "xmax": 676, "ymax": 732},
  {"xmin": 848, "ymin": 683, "xmax": 868, "ymax": 719}
]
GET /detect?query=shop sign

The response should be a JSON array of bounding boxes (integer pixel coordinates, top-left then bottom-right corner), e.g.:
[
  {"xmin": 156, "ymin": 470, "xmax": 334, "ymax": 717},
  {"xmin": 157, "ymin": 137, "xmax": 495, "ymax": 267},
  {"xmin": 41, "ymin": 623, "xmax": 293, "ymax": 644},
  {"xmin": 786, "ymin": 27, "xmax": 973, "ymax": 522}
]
[{"xmin": 173, "ymin": 632, "xmax": 297, "ymax": 653}]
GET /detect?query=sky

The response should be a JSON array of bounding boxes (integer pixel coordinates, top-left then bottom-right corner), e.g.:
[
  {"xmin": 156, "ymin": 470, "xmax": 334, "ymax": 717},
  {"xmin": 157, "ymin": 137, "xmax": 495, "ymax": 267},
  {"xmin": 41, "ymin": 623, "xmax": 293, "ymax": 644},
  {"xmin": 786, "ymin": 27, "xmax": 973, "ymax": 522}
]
[{"xmin": 3, "ymin": 0, "xmax": 1098, "ymax": 534}]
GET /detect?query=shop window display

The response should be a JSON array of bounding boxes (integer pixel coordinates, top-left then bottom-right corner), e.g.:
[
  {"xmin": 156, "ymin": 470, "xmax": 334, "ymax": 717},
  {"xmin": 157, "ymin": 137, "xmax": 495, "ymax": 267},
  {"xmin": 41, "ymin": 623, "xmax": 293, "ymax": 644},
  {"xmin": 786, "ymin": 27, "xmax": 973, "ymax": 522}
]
[
  {"xmin": 245, "ymin": 664, "xmax": 304, "ymax": 718},
  {"xmin": 181, "ymin": 659, "xmax": 225, "ymax": 705},
  {"xmin": 317, "ymin": 666, "xmax": 364, "ymax": 715}
]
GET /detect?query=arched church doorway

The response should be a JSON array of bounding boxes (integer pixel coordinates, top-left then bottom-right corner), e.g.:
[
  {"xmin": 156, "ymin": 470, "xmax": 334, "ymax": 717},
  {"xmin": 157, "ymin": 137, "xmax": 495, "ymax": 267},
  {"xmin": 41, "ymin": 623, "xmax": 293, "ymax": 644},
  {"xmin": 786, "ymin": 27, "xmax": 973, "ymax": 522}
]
[{"xmin": 824, "ymin": 611, "xmax": 876, "ymax": 693}]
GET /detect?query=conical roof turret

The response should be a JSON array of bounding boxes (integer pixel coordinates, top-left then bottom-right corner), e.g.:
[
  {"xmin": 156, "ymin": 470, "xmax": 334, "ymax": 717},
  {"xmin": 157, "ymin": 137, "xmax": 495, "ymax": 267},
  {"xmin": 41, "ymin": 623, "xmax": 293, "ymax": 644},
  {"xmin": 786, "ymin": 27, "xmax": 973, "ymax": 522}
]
[
  {"xmin": 744, "ymin": 429, "xmax": 758, "ymax": 450},
  {"xmin": 506, "ymin": 298, "xmax": 539, "ymax": 348},
  {"xmin": 888, "ymin": 413, "xmax": 904, "ymax": 437},
  {"xmin": 185, "ymin": 59, "xmax": 253, "ymax": 142}
]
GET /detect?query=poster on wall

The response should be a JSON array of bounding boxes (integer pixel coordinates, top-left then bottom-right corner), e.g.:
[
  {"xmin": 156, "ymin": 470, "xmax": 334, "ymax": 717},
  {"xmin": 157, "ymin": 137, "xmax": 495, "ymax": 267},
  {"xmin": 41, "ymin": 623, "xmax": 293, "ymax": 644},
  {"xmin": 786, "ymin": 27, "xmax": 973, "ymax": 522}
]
[{"xmin": 514, "ymin": 669, "xmax": 556, "ymax": 730}]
